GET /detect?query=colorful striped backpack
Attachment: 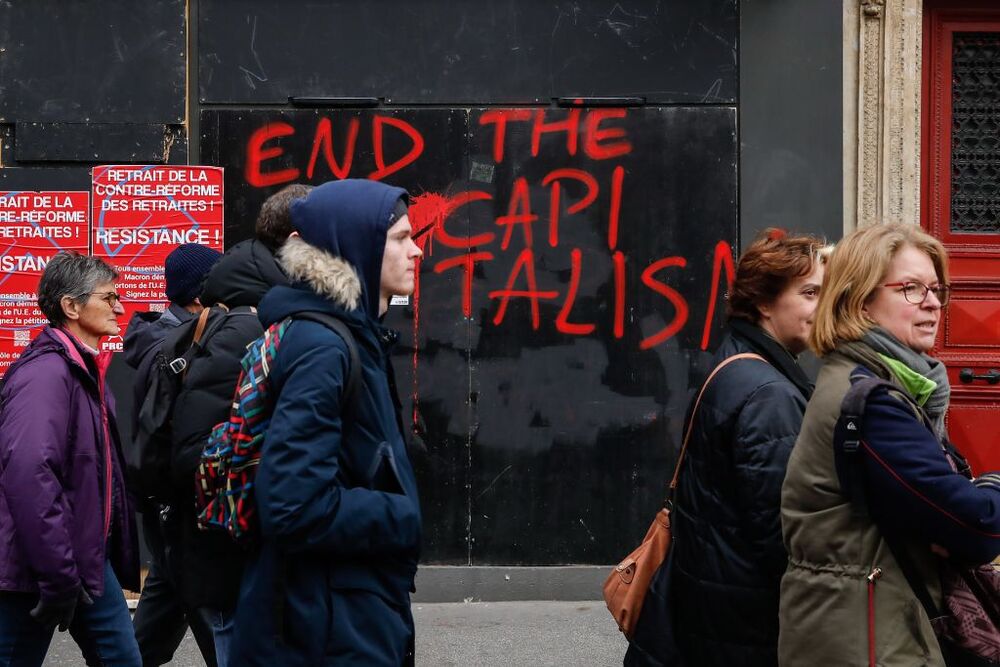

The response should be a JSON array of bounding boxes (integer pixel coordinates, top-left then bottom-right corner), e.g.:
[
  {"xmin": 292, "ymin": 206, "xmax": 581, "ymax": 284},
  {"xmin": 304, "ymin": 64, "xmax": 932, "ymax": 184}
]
[{"xmin": 194, "ymin": 310, "xmax": 360, "ymax": 544}]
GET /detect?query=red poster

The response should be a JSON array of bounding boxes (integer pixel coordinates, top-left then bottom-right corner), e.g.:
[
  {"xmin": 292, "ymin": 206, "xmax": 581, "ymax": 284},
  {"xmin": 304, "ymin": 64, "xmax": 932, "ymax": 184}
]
[
  {"xmin": 91, "ymin": 165, "xmax": 224, "ymax": 352},
  {"xmin": 0, "ymin": 191, "xmax": 90, "ymax": 373}
]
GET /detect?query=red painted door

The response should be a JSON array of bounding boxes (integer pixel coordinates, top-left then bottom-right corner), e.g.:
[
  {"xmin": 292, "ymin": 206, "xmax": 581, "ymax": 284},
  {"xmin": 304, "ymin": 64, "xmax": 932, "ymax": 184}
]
[{"xmin": 923, "ymin": 3, "xmax": 1000, "ymax": 474}]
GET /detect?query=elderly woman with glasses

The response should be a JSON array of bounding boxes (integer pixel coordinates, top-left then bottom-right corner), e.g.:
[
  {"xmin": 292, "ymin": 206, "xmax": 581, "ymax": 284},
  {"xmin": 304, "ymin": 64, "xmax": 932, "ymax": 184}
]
[
  {"xmin": 0, "ymin": 251, "xmax": 140, "ymax": 666},
  {"xmin": 779, "ymin": 224, "xmax": 1000, "ymax": 666}
]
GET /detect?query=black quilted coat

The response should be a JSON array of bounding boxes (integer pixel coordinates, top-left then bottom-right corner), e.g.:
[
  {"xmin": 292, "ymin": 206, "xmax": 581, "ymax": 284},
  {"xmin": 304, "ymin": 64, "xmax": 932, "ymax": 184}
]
[{"xmin": 670, "ymin": 320, "xmax": 812, "ymax": 667}]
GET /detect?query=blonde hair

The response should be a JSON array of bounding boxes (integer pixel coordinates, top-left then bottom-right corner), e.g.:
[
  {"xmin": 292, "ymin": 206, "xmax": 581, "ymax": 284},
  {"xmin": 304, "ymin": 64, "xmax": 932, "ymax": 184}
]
[{"xmin": 809, "ymin": 223, "xmax": 949, "ymax": 356}]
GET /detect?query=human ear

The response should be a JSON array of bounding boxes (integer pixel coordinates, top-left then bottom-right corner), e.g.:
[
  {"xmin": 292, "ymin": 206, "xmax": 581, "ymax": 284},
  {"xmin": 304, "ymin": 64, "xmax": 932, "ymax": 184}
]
[{"xmin": 61, "ymin": 295, "xmax": 82, "ymax": 322}]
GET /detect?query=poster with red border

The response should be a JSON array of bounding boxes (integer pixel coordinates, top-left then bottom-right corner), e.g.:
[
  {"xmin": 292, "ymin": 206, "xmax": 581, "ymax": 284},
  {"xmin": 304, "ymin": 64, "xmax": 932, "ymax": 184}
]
[
  {"xmin": 91, "ymin": 165, "xmax": 224, "ymax": 352},
  {"xmin": 0, "ymin": 191, "xmax": 90, "ymax": 373}
]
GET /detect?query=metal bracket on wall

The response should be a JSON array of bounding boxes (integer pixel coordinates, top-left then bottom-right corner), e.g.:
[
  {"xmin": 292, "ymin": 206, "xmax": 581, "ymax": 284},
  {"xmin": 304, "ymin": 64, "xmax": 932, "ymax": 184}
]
[
  {"xmin": 555, "ymin": 97, "xmax": 647, "ymax": 107},
  {"xmin": 288, "ymin": 96, "xmax": 381, "ymax": 108}
]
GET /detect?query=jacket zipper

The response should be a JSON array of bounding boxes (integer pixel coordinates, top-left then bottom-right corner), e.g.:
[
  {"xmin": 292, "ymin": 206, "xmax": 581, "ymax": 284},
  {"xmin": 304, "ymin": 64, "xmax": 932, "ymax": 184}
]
[
  {"xmin": 98, "ymin": 378, "xmax": 112, "ymax": 540},
  {"xmin": 51, "ymin": 328, "xmax": 113, "ymax": 542},
  {"xmin": 867, "ymin": 566, "xmax": 882, "ymax": 667}
]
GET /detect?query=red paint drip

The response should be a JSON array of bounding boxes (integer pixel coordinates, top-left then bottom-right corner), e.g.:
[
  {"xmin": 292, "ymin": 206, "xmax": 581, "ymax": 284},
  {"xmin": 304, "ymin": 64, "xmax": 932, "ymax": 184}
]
[
  {"xmin": 412, "ymin": 255, "xmax": 421, "ymax": 435},
  {"xmin": 409, "ymin": 192, "xmax": 449, "ymax": 257}
]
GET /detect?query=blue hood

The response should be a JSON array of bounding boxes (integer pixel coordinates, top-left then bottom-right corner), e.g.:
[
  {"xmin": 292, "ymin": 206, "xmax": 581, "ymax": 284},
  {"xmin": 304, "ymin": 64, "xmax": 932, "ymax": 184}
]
[{"xmin": 289, "ymin": 179, "xmax": 407, "ymax": 318}]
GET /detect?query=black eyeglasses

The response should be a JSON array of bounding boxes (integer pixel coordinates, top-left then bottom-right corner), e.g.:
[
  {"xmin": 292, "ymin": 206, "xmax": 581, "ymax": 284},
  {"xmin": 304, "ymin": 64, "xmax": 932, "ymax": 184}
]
[
  {"xmin": 82, "ymin": 291, "xmax": 122, "ymax": 306},
  {"xmin": 882, "ymin": 281, "xmax": 951, "ymax": 306}
]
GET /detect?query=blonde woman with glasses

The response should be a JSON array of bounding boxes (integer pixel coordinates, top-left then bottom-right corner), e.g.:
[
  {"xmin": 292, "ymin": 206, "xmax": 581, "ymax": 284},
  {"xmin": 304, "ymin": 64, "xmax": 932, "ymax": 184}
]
[{"xmin": 779, "ymin": 224, "xmax": 1000, "ymax": 666}]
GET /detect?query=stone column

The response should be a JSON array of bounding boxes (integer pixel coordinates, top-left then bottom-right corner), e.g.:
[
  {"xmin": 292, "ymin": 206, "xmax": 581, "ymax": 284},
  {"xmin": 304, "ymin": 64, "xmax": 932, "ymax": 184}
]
[{"xmin": 844, "ymin": 0, "xmax": 923, "ymax": 232}]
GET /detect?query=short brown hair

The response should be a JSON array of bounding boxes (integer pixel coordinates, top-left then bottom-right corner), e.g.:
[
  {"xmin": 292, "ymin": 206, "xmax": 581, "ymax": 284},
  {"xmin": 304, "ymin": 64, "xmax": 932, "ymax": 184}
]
[
  {"xmin": 809, "ymin": 223, "xmax": 949, "ymax": 356},
  {"xmin": 728, "ymin": 229, "xmax": 829, "ymax": 324},
  {"xmin": 255, "ymin": 183, "xmax": 313, "ymax": 251},
  {"xmin": 38, "ymin": 251, "xmax": 118, "ymax": 327}
]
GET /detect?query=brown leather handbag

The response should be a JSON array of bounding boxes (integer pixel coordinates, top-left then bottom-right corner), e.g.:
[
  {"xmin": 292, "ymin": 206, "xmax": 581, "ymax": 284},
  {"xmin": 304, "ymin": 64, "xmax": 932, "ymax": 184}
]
[{"xmin": 603, "ymin": 352, "xmax": 767, "ymax": 638}]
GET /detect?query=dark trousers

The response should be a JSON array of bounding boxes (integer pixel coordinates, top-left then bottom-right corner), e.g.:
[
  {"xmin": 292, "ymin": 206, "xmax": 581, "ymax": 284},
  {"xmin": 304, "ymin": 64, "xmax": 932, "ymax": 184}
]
[
  {"xmin": 132, "ymin": 510, "xmax": 217, "ymax": 667},
  {"xmin": 0, "ymin": 560, "xmax": 140, "ymax": 667}
]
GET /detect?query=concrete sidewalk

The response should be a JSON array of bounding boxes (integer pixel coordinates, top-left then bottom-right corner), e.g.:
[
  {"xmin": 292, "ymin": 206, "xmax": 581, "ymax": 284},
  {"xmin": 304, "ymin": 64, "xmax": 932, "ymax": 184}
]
[{"xmin": 44, "ymin": 600, "xmax": 628, "ymax": 666}]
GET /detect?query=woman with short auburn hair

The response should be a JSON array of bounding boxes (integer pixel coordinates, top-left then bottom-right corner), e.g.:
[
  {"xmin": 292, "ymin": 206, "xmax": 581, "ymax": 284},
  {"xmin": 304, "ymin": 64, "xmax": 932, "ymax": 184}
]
[
  {"xmin": 628, "ymin": 229, "xmax": 830, "ymax": 666},
  {"xmin": 779, "ymin": 223, "xmax": 1000, "ymax": 665}
]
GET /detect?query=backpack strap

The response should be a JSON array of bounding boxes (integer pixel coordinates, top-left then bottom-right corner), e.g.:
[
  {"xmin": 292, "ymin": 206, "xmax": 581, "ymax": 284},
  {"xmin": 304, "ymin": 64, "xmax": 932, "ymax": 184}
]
[
  {"xmin": 833, "ymin": 375, "xmax": 894, "ymax": 518},
  {"xmin": 832, "ymin": 372, "xmax": 943, "ymax": 621},
  {"xmin": 667, "ymin": 352, "xmax": 769, "ymax": 503},
  {"xmin": 291, "ymin": 311, "xmax": 361, "ymax": 407},
  {"xmin": 166, "ymin": 306, "xmax": 232, "ymax": 376}
]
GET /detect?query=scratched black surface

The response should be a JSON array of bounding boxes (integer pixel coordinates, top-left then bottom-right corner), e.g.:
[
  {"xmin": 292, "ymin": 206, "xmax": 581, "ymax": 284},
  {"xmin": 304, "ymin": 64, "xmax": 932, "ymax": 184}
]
[
  {"xmin": 463, "ymin": 108, "xmax": 736, "ymax": 563},
  {"xmin": 199, "ymin": 107, "xmax": 736, "ymax": 563},
  {"xmin": 198, "ymin": 0, "xmax": 737, "ymax": 105},
  {"xmin": 0, "ymin": 0, "xmax": 185, "ymax": 124}
]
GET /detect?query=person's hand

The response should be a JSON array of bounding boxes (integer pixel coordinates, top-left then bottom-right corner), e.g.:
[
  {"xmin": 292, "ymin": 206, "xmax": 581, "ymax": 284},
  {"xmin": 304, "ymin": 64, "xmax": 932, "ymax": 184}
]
[{"xmin": 29, "ymin": 588, "xmax": 93, "ymax": 631}]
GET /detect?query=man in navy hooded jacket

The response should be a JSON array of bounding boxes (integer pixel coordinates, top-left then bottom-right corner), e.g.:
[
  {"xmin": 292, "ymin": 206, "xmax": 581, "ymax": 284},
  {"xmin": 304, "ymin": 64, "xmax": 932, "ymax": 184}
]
[{"xmin": 231, "ymin": 179, "xmax": 423, "ymax": 666}]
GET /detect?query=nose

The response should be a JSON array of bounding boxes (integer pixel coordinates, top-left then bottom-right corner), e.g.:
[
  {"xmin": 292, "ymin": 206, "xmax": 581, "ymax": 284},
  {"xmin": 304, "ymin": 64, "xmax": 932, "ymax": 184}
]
[
  {"xmin": 923, "ymin": 288, "xmax": 942, "ymax": 309},
  {"xmin": 409, "ymin": 238, "xmax": 423, "ymax": 259},
  {"xmin": 112, "ymin": 301, "xmax": 125, "ymax": 315}
]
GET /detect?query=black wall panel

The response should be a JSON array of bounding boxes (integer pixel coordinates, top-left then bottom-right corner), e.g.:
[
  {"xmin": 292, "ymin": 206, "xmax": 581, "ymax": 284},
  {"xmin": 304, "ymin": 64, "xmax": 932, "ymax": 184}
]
[
  {"xmin": 200, "ymin": 106, "xmax": 737, "ymax": 563},
  {"xmin": 0, "ymin": 0, "xmax": 756, "ymax": 567},
  {"xmin": 0, "ymin": 0, "xmax": 185, "ymax": 124},
  {"xmin": 739, "ymin": 0, "xmax": 843, "ymax": 248},
  {"xmin": 198, "ymin": 0, "xmax": 737, "ymax": 105}
]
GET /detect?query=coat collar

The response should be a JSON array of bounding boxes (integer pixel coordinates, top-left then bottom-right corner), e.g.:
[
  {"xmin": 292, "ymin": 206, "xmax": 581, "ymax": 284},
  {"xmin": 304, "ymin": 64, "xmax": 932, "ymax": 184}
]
[
  {"xmin": 729, "ymin": 319, "xmax": 813, "ymax": 400},
  {"xmin": 50, "ymin": 327, "xmax": 113, "ymax": 383}
]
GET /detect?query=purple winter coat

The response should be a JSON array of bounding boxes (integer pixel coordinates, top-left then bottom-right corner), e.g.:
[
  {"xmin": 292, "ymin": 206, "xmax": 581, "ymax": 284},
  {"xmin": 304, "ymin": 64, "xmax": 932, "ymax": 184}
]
[{"xmin": 0, "ymin": 326, "xmax": 139, "ymax": 602}]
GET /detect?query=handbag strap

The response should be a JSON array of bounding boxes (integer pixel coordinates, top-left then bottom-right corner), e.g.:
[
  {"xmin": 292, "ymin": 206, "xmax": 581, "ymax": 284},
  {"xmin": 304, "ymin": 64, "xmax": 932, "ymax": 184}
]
[{"xmin": 668, "ymin": 352, "xmax": 768, "ymax": 496}]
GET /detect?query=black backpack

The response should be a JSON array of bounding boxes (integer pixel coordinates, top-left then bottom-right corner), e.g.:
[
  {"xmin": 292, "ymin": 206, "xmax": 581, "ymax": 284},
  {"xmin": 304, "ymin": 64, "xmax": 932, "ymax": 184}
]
[
  {"xmin": 126, "ymin": 305, "xmax": 247, "ymax": 504},
  {"xmin": 194, "ymin": 310, "xmax": 361, "ymax": 543}
]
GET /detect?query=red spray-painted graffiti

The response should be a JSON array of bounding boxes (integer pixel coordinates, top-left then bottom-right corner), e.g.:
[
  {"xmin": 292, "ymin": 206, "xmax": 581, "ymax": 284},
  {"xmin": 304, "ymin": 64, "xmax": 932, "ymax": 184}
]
[
  {"xmin": 240, "ymin": 108, "xmax": 735, "ymax": 440},
  {"xmin": 242, "ymin": 109, "xmax": 735, "ymax": 353}
]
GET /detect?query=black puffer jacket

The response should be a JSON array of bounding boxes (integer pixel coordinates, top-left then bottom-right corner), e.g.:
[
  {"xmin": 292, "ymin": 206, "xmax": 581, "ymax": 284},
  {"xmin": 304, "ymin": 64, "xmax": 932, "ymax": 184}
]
[
  {"xmin": 200, "ymin": 238, "xmax": 288, "ymax": 308},
  {"xmin": 670, "ymin": 321, "xmax": 812, "ymax": 667},
  {"xmin": 165, "ymin": 241, "xmax": 280, "ymax": 611}
]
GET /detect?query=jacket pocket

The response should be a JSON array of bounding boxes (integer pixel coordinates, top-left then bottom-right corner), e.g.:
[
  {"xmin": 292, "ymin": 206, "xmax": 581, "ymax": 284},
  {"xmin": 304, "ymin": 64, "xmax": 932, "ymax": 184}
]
[{"xmin": 367, "ymin": 441, "xmax": 404, "ymax": 494}]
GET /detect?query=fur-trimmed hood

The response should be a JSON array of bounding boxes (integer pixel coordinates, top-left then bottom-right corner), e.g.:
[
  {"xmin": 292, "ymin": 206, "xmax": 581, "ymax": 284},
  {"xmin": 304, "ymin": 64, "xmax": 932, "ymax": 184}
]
[{"xmin": 277, "ymin": 236, "xmax": 361, "ymax": 311}]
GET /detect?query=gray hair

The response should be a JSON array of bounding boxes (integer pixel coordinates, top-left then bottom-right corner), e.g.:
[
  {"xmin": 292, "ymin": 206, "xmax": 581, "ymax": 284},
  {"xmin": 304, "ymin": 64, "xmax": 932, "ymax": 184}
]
[{"xmin": 38, "ymin": 251, "xmax": 118, "ymax": 327}]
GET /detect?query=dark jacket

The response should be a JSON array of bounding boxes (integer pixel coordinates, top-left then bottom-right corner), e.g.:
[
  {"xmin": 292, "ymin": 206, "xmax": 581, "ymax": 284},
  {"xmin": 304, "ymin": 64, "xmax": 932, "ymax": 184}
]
[
  {"xmin": 167, "ymin": 250, "xmax": 271, "ymax": 610},
  {"xmin": 854, "ymin": 363, "xmax": 1000, "ymax": 565},
  {"xmin": 200, "ymin": 238, "xmax": 288, "ymax": 309},
  {"xmin": 232, "ymin": 180, "xmax": 420, "ymax": 667},
  {"xmin": 670, "ymin": 322, "xmax": 811, "ymax": 667},
  {"xmin": 0, "ymin": 327, "xmax": 140, "ymax": 601}
]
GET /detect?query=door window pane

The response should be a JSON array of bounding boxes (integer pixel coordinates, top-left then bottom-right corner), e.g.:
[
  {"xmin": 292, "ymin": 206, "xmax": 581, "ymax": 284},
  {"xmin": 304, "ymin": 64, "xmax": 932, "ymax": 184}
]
[{"xmin": 951, "ymin": 32, "xmax": 1000, "ymax": 234}]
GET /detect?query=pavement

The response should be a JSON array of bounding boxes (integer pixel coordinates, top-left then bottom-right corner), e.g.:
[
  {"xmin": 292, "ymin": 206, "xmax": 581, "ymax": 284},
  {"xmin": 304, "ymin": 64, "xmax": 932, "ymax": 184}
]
[{"xmin": 44, "ymin": 600, "xmax": 628, "ymax": 666}]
